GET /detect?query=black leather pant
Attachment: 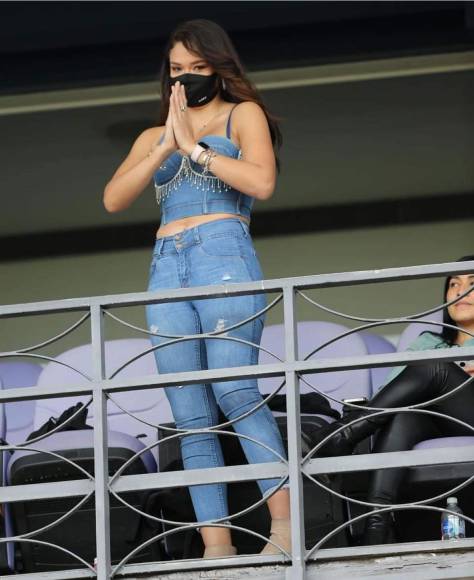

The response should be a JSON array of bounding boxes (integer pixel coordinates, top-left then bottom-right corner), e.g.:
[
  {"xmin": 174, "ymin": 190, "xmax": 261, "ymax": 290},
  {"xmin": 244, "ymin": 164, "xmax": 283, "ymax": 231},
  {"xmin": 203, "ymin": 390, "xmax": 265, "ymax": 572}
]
[{"xmin": 366, "ymin": 361, "xmax": 474, "ymax": 505}]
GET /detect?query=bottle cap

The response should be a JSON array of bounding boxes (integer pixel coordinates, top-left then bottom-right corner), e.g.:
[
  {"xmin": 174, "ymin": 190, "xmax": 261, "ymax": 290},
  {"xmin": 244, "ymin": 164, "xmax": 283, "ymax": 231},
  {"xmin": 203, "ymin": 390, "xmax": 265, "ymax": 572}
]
[{"xmin": 447, "ymin": 496, "xmax": 458, "ymax": 504}]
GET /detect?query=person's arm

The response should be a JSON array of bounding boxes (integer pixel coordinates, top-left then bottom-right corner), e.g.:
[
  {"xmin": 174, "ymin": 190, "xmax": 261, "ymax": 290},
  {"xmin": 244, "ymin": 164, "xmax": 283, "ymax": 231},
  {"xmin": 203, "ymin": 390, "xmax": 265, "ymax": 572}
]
[
  {"xmin": 200, "ymin": 101, "xmax": 277, "ymax": 200},
  {"xmin": 170, "ymin": 83, "xmax": 276, "ymax": 200},
  {"xmin": 104, "ymin": 108, "xmax": 178, "ymax": 213}
]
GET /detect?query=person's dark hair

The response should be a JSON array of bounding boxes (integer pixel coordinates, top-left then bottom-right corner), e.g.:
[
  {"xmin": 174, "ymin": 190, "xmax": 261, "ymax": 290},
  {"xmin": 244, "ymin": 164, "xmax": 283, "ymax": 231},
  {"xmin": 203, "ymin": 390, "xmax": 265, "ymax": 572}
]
[
  {"xmin": 440, "ymin": 255, "xmax": 474, "ymax": 344},
  {"xmin": 158, "ymin": 19, "xmax": 282, "ymax": 170}
]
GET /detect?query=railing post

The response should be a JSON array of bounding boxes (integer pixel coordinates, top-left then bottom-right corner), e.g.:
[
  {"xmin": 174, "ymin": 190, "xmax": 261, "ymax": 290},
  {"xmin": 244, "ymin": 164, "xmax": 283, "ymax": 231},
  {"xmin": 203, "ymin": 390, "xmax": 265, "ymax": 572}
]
[
  {"xmin": 283, "ymin": 285, "xmax": 306, "ymax": 580},
  {"xmin": 90, "ymin": 304, "xmax": 111, "ymax": 579}
]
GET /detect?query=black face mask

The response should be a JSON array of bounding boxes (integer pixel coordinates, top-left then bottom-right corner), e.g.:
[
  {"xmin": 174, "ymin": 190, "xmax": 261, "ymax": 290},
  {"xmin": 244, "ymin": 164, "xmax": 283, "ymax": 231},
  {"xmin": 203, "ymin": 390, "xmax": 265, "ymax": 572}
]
[{"xmin": 169, "ymin": 72, "xmax": 219, "ymax": 107}]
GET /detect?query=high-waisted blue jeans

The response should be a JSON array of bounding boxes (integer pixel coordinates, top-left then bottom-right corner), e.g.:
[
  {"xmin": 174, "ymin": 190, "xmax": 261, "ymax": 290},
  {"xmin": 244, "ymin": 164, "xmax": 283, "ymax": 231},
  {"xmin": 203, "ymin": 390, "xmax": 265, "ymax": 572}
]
[{"xmin": 145, "ymin": 218, "xmax": 287, "ymax": 523}]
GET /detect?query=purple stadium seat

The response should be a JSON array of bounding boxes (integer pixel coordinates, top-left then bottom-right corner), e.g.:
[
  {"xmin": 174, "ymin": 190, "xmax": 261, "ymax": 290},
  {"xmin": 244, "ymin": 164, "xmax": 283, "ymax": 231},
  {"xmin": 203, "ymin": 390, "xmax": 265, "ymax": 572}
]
[
  {"xmin": 413, "ymin": 436, "xmax": 474, "ymax": 450},
  {"xmin": 396, "ymin": 309, "xmax": 444, "ymax": 352},
  {"xmin": 0, "ymin": 361, "xmax": 42, "ymax": 446},
  {"xmin": 258, "ymin": 321, "xmax": 371, "ymax": 413},
  {"xmin": 31, "ymin": 338, "xmax": 172, "ymax": 464}
]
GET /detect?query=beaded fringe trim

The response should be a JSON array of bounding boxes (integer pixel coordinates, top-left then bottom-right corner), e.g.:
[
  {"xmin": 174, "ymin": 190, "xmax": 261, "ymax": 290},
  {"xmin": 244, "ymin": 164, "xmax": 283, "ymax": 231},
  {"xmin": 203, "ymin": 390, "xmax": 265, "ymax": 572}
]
[{"xmin": 155, "ymin": 152, "xmax": 241, "ymax": 206}]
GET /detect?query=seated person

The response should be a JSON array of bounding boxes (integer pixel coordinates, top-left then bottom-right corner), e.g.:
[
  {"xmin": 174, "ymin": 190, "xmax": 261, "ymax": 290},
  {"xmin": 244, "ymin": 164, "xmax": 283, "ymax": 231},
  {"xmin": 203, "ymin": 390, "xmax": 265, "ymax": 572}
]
[{"xmin": 314, "ymin": 255, "xmax": 474, "ymax": 544}]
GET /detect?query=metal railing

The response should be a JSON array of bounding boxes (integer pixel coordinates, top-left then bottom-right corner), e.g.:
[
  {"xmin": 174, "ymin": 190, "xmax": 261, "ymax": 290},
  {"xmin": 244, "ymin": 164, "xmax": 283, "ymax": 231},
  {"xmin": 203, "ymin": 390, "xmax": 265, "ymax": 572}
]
[{"xmin": 1, "ymin": 260, "xmax": 474, "ymax": 579}]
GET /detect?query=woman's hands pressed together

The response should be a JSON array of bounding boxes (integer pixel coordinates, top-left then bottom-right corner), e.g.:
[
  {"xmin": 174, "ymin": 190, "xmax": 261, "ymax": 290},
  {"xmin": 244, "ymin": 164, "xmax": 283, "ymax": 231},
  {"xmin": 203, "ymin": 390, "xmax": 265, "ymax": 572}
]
[
  {"xmin": 169, "ymin": 82, "xmax": 196, "ymax": 156},
  {"xmin": 161, "ymin": 100, "xmax": 178, "ymax": 155}
]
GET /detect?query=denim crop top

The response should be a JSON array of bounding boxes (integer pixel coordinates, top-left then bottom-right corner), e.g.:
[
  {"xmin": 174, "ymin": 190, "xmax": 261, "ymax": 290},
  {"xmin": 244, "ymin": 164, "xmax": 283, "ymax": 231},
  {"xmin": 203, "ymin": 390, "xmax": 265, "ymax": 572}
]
[{"xmin": 153, "ymin": 106, "xmax": 254, "ymax": 225}]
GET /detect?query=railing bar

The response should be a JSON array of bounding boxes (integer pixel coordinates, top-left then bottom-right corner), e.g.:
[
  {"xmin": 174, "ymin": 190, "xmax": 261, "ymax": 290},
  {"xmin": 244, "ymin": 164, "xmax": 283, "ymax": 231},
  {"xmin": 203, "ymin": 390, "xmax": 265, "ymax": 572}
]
[
  {"xmin": 0, "ymin": 463, "xmax": 285, "ymax": 503},
  {"xmin": 1, "ymin": 261, "xmax": 473, "ymax": 317},
  {"xmin": 71, "ymin": 346, "xmax": 474, "ymax": 387},
  {"xmin": 1, "ymin": 346, "xmax": 474, "ymax": 403},
  {"xmin": 112, "ymin": 458, "xmax": 287, "ymax": 494},
  {"xmin": 0, "ymin": 568, "xmax": 94, "ymax": 579},
  {"xmin": 283, "ymin": 284, "xmax": 306, "ymax": 580},
  {"xmin": 3, "ymin": 443, "xmax": 468, "ymax": 501},
  {"xmin": 90, "ymin": 304, "xmax": 111, "ymax": 580},
  {"xmin": 0, "ymin": 383, "xmax": 93, "ymax": 402},
  {"xmin": 0, "ymin": 480, "xmax": 93, "ymax": 503},
  {"xmin": 304, "ymin": 446, "xmax": 474, "ymax": 475}
]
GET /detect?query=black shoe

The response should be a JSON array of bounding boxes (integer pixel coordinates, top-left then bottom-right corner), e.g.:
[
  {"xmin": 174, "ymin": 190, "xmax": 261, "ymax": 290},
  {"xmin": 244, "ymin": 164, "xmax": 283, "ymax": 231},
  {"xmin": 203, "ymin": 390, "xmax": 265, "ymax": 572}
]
[{"xmin": 363, "ymin": 509, "xmax": 395, "ymax": 546}]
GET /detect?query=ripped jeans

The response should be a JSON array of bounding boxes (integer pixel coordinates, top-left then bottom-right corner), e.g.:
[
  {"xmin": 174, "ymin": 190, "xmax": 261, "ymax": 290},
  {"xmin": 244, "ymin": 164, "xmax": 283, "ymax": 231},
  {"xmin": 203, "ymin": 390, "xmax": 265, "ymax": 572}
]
[{"xmin": 145, "ymin": 219, "xmax": 287, "ymax": 522}]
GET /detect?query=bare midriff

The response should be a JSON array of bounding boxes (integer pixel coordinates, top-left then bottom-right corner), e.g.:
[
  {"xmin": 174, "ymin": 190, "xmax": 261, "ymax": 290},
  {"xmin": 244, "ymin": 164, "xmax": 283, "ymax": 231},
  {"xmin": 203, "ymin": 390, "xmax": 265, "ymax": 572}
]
[{"xmin": 156, "ymin": 212, "xmax": 250, "ymax": 239}]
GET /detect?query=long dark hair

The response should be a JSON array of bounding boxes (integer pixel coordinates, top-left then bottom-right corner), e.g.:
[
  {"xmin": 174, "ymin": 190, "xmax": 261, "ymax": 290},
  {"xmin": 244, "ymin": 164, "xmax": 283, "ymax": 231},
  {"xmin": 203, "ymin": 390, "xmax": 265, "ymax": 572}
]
[
  {"xmin": 158, "ymin": 19, "xmax": 282, "ymax": 169},
  {"xmin": 441, "ymin": 255, "xmax": 474, "ymax": 345}
]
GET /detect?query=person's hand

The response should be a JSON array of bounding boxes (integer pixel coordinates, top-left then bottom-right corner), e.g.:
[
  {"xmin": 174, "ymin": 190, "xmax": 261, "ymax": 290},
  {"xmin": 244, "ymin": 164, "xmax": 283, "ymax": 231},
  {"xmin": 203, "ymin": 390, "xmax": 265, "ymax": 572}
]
[
  {"xmin": 161, "ymin": 102, "xmax": 178, "ymax": 155},
  {"xmin": 169, "ymin": 82, "xmax": 195, "ymax": 156}
]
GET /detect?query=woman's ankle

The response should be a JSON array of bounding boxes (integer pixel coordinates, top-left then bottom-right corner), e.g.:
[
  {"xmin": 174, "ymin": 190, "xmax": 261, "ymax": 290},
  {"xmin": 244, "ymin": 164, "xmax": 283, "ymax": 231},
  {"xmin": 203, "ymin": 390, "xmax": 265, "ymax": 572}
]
[
  {"xmin": 203, "ymin": 544, "xmax": 237, "ymax": 558},
  {"xmin": 200, "ymin": 525, "xmax": 233, "ymax": 556}
]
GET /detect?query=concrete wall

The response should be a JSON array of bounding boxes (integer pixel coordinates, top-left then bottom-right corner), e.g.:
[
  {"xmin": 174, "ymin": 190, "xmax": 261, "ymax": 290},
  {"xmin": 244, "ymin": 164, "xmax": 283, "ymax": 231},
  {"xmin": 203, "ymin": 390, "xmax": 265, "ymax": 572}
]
[{"xmin": 1, "ymin": 219, "xmax": 472, "ymax": 356}]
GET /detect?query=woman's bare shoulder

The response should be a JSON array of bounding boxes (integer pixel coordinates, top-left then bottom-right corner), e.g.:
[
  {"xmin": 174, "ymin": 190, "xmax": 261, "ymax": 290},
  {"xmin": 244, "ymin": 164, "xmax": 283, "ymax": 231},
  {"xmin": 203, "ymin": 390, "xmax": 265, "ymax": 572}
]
[
  {"xmin": 232, "ymin": 101, "xmax": 268, "ymax": 131},
  {"xmin": 231, "ymin": 102, "xmax": 271, "ymax": 145},
  {"xmin": 232, "ymin": 101, "xmax": 265, "ymax": 118}
]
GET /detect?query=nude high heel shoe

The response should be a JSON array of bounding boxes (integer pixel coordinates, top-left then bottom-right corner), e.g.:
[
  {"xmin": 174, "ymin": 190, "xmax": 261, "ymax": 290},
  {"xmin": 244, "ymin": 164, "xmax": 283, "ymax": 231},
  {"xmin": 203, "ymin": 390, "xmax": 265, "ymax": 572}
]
[{"xmin": 260, "ymin": 518, "xmax": 292, "ymax": 555}]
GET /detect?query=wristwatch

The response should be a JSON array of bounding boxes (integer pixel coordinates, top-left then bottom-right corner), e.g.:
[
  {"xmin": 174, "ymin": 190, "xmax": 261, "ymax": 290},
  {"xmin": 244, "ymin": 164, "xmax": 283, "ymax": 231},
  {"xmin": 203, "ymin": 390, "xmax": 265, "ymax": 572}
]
[{"xmin": 190, "ymin": 141, "xmax": 210, "ymax": 163}]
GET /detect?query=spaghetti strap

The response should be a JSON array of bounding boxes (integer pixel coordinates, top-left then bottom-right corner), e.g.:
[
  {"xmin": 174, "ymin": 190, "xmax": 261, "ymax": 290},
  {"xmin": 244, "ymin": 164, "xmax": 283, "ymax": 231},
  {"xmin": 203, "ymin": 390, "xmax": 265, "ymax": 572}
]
[{"xmin": 225, "ymin": 104, "xmax": 238, "ymax": 139}]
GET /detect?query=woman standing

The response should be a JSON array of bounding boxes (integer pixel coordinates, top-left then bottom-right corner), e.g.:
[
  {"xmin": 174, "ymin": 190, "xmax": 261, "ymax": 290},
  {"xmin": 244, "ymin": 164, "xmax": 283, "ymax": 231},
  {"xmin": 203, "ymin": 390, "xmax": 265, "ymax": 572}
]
[{"xmin": 104, "ymin": 19, "xmax": 290, "ymax": 558}]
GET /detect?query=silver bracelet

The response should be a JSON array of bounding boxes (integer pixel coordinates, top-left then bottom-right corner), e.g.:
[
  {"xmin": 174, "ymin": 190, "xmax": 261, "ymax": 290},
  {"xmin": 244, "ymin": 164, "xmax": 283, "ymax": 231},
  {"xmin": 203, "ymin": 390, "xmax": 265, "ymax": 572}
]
[{"xmin": 203, "ymin": 150, "xmax": 217, "ymax": 175}]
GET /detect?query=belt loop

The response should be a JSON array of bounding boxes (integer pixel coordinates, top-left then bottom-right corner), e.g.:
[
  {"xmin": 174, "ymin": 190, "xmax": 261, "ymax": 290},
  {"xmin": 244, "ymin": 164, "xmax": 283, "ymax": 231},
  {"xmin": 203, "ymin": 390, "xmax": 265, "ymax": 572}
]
[
  {"xmin": 238, "ymin": 219, "xmax": 249, "ymax": 237},
  {"xmin": 194, "ymin": 225, "xmax": 201, "ymax": 245},
  {"xmin": 236, "ymin": 192, "xmax": 241, "ymax": 215},
  {"xmin": 155, "ymin": 237, "xmax": 165, "ymax": 256}
]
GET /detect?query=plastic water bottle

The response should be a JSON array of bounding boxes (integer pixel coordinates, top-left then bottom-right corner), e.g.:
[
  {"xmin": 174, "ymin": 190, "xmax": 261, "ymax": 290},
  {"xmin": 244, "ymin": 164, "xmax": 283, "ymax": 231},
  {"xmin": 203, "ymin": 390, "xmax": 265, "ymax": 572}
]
[{"xmin": 441, "ymin": 497, "xmax": 465, "ymax": 540}]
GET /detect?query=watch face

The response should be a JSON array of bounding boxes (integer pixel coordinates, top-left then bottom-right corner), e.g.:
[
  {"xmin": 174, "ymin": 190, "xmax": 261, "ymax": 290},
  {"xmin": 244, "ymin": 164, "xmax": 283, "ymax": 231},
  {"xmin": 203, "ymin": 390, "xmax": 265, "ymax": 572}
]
[{"xmin": 198, "ymin": 141, "xmax": 210, "ymax": 149}]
